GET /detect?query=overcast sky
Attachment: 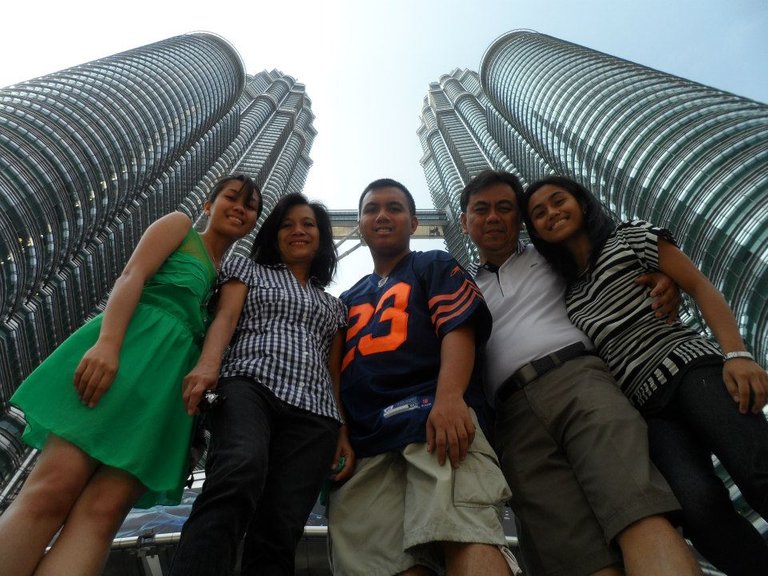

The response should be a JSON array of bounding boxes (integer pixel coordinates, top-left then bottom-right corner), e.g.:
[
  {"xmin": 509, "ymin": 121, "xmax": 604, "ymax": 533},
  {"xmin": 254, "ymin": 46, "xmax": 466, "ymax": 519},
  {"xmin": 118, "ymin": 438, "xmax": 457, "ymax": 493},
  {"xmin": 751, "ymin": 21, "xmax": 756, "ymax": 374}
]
[{"xmin": 2, "ymin": 0, "xmax": 766, "ymax": 293}]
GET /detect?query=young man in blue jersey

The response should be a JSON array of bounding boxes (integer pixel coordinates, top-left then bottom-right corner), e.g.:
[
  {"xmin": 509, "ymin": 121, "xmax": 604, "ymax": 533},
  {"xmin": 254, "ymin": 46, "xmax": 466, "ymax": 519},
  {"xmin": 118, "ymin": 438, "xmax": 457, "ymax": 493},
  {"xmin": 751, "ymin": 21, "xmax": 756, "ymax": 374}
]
[
  {"xmin": 328, "ymin": 178, "xmax": 518, "ymax": 576},
  {"xmin": 460, "ymin": 169, "xmax": 702, "ymax": 576}
]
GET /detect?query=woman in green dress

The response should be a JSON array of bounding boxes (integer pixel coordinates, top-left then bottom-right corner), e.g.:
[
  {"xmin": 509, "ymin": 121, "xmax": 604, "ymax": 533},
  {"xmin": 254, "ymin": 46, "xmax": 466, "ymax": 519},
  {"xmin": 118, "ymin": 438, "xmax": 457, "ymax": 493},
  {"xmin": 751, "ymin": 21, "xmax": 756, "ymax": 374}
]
[{"xmin": 0, "ymin": 174, "xmax": 261, "ymax": 576}]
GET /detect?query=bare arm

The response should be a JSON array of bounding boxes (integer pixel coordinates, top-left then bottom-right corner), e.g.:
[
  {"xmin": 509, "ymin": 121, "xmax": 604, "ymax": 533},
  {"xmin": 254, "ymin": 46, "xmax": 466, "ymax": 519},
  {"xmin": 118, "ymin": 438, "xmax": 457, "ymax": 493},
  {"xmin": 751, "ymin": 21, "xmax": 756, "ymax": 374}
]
[
  {"xmin": 183, "ymin": 279, "xmax": 248, "ymax": 415},
  {"xmin": 658, "ymin": 239, "xmax": 767, "ymax": 413},
  {"xmin": 75, "ymin": 212, "xmax": 192, "ymax": 407},
  {"xmin": 634, "ymin": 271, "xmax": 681, "ymax": 323},
  {"xmin": 426, "ymin": 323, "xmax": 477, "ymax": 468},
  {"xmin": 328, "ymin": 330, "xmax": 356, "ymax": 480}
]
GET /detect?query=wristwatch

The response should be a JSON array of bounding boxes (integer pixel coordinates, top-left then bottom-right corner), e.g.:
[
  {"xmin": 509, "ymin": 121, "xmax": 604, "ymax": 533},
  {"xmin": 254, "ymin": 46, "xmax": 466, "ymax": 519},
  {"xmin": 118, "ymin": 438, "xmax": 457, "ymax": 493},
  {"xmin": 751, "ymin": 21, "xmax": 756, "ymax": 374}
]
[{"xmin": 723, "ymin": 351, "xmax": 754, "ymax": 362}]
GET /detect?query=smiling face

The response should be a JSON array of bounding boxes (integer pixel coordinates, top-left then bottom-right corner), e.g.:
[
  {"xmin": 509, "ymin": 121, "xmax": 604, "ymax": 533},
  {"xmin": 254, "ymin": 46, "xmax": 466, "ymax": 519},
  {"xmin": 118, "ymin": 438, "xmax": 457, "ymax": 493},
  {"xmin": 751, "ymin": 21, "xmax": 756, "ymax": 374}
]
[
  {"xmin": 359, "ymin": 186, "xmax": 418, "ymax": 262},
  {"xmin": 461, "ymin": 182, "xmax": 521, "ymax": 266},
  {"xmin": 526, "ymin": 184, "xmax": 586, "ymax": 246},
  {"xmin": 277, "ymin": 203, "xmax": 320, "ymax": 267},
  {"xmin": 205, "ymin": 179, "xmax": 260, "ymax": 240}
]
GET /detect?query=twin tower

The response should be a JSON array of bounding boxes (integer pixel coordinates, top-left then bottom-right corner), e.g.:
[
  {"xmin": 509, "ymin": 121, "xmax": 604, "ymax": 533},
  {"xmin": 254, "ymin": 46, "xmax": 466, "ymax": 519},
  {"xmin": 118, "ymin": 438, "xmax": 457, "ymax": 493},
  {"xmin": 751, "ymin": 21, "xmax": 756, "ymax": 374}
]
[{"xmin": 0, "ymin": 30, "xmax": 766, "ymax": 483}]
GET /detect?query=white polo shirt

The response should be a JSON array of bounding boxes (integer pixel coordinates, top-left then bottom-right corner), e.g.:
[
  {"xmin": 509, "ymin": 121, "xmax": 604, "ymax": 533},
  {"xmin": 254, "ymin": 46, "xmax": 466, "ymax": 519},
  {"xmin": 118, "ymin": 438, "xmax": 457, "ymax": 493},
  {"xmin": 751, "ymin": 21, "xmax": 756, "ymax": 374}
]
[{"xmin": 474, "ymin": 243, "xmax": 592, "ymax": 404}]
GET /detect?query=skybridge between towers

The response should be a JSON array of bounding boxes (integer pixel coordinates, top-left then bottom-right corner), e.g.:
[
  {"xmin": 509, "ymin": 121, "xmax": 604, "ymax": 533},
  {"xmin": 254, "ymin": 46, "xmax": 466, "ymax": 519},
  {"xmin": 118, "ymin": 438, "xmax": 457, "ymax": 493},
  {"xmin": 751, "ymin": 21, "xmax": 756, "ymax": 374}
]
[{"xmin": 328, "ymin": 208, "xmax": 448, "ymax": 258}]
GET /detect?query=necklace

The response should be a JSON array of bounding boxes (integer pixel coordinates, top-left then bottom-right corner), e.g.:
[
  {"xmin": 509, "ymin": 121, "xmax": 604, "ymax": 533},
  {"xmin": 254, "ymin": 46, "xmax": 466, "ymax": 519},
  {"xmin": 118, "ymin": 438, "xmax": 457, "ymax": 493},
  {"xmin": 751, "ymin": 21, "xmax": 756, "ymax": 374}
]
[
  {"xmin": 198, "ymin": 233, "xmax": 221, "ymax": 273},
  {"xmin": 377, "ymin": 275, "xmax": 388, "ymax": 288}
]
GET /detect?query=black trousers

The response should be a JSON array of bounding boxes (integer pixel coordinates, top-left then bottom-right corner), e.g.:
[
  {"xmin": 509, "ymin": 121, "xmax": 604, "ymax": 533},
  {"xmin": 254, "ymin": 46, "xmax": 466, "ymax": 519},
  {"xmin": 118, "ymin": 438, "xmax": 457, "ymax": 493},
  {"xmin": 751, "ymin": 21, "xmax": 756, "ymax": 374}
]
[
  {"xmin": 647, "ymin": 362, "xmax": 768, "ymax": 576},
  {"xmin": 169, "ymin": 377, "xmax": 339, "ymax": 576}
]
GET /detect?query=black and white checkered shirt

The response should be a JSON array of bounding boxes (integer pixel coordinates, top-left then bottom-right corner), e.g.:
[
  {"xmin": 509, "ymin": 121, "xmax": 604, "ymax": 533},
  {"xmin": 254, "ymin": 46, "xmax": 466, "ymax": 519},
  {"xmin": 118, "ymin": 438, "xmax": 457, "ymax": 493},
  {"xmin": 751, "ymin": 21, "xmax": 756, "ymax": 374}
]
[{"xmin": 218, "ymin": 256, "xmax": 347, "ymax": 421}]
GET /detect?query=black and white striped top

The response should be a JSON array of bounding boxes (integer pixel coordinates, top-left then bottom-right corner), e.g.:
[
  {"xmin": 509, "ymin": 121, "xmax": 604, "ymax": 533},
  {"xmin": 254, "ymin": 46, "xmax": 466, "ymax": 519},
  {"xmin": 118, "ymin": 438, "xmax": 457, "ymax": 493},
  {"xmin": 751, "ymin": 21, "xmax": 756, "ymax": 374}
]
[
  {"xmin": 218, "ymin": 256, "xmax": 347, "ymax": 421},
  {"xmin": 565, "ymin": 220, "xmax": 721, "ymax": 408}
]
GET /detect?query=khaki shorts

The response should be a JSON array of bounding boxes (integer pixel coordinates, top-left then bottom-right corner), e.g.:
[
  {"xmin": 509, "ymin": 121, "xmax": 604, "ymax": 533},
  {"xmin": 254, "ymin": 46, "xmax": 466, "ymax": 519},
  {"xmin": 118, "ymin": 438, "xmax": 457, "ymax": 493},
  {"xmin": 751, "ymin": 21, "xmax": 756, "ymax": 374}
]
[
  {"xmin": 496, "ymin": 355, "xmax": 680, "ymax": 576},
  {"xmin": 328, "ymin": 412, "xmax": 511, "ymax": 576}
]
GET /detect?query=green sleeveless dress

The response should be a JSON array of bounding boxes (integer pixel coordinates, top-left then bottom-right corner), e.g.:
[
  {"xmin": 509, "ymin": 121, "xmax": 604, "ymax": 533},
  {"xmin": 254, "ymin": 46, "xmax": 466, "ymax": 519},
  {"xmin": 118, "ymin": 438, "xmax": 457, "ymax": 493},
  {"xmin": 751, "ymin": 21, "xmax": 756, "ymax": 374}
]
[{"xmin": 11, "ymin": 227, "xmax": 216, "ymax": 508}]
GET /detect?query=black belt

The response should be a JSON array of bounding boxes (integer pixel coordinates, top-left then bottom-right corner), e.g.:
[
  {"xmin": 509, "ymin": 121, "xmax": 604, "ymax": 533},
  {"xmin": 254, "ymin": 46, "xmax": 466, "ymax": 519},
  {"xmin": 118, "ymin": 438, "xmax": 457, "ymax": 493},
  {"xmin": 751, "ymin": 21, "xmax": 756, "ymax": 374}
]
[{"xmin": 495, "ymin": 342, "xmax": 592, "ymax": 405}]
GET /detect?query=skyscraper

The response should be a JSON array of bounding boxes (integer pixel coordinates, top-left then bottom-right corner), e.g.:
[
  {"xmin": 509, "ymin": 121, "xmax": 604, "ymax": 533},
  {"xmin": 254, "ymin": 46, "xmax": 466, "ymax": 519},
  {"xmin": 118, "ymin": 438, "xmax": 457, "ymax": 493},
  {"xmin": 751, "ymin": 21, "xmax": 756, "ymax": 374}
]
[
  {"xmin": 0, "ymin": 33, "xmax": 315, "ymax": 485},
  {"xmin": 419, "ymin": 30, "xmax": 768, "ymax": 367},
  {"xmin": 418, "ymin": 69, "xmax": 521, "ymax": 266}
]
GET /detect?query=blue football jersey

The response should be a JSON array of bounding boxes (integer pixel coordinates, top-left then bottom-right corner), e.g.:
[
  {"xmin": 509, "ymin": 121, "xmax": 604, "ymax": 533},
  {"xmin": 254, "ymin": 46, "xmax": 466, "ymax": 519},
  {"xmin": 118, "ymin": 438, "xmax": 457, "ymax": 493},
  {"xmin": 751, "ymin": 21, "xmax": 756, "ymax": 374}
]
[{"xmin": 340, "ymin": 251, "xmax": 492, "ymax": 457}]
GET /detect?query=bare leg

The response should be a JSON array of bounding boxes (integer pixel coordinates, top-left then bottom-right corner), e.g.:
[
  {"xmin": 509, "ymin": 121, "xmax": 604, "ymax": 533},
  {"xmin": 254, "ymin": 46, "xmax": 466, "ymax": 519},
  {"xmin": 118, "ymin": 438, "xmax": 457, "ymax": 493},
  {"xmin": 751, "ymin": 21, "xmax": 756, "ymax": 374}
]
[
  {"xmin": 0, "ymin": 436, "xmax": 98, "ymax": 576},
  {"xmin": 592, "ymin": 567, "xmax": 624, "ymax": 576},
  {"xmin": 444, "ymin": 542, "xmax": 513, "ymax": 576},
  {"xmin": 34, "ymin": 464, "xmax": 145, "ymax": 576},
  {"xmin": 442, "ymin": 540, "xmax": 624, "ymax": 576},
  {"xmin": 617, "ymin": 516, "xmax": 701, "ymax": 576},
  {"xmin": 401, "ymin": 565, "xmax": 436, "ymax": 576}
]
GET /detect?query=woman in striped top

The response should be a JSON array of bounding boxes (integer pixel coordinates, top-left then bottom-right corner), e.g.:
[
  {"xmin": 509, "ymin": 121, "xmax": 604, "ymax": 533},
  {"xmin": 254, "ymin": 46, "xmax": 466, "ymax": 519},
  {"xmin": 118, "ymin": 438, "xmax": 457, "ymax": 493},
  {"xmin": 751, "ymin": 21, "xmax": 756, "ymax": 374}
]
[{"xmin": 521, "ymin": 175, "xmax": 768, "ymax": 576}]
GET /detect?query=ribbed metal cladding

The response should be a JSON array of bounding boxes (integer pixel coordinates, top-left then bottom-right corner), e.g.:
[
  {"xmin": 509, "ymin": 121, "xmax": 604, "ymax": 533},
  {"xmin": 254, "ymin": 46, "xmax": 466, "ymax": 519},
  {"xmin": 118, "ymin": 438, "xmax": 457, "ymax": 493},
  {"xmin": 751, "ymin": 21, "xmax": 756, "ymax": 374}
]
[
  {"xmin": 0, "ymin": 35, "xmax": 315, "ymax": 484},
  {"xmin": 417, "ymin": 69, "xmax": 523, "ymax": 267},
  {"xmin": 0, "ymin": 33, "xmax": 244, "ymax": 396},
  {"xmin": 221, "ymin": 71, "xmax": 317, "ymax": 258},
  {"xmin": 481, "ymin": 30, "xmax": 768, "ymax": 366}
]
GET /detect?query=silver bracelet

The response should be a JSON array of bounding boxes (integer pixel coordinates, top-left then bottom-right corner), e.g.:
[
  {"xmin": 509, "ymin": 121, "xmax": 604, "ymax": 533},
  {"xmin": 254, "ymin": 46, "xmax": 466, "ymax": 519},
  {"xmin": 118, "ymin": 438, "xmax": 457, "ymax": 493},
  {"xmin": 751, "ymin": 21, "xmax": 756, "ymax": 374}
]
[{"xmin": 723, "ymin": 351, "xmax": 754, "ymax": 362}]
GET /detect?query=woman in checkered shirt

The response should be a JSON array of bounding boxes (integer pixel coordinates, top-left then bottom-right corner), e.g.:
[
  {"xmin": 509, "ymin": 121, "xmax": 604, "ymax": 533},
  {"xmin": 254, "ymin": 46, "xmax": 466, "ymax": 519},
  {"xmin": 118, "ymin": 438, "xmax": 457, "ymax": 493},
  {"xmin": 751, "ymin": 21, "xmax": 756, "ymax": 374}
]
[{"xmin": 170, "ymin": 193, "xmax": 354, "ymax": 576}]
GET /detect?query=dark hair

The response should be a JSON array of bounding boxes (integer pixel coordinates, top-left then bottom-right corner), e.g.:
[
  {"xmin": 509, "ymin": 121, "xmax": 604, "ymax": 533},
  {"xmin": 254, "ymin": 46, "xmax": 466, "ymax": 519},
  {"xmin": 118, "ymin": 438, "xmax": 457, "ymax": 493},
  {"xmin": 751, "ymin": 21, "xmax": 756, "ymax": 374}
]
[
  {"xmin": 521, "ymin": 175, "xmax": 616, "ymax": 281},
  {"xmin": 359, "ymin": 178, "xmax": 416, "ymax": 216},
  {"xmin": 460, "ymin": 169, "xmax": 524, "ymax": 213},
  {"xmin": 208, "ymin": 174, "xmax": 263, "ymax": 219},
  {"xmin": 250, "ymin": 193, "xmax": 337, "ymax": 287}
]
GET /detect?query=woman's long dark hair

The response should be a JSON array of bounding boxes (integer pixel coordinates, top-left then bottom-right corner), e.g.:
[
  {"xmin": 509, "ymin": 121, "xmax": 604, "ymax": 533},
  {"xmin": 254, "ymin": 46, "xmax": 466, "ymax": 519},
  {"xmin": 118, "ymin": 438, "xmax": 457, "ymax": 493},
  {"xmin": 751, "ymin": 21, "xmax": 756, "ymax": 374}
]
[
  {"xmin": 250, "ymin": 193, "xmax": 338, "ymax": 287},
  {"xmin": 520, "ymin": 176, "xmax": 616, "ymax": 281}
]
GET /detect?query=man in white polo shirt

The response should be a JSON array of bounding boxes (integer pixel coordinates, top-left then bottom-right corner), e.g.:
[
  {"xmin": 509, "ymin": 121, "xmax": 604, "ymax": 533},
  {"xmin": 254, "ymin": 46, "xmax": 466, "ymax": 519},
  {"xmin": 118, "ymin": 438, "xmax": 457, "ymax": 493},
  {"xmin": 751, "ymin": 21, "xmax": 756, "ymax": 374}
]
[{"xmin": 460, "ymin": 170, "xmax": 702, "ymax": 576}]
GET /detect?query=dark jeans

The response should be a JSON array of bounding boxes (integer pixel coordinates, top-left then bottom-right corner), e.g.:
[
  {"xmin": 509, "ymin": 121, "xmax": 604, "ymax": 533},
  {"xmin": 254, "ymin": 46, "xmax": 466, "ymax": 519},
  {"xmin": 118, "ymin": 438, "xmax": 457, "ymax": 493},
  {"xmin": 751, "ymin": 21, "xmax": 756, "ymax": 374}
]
[
  {"xmin": 169, "ymin": 377, "xmax": 339, "ymax": 576},
  {"xmin": 646, "ymin": 362, "xmax": 768, "ymax": 576}
]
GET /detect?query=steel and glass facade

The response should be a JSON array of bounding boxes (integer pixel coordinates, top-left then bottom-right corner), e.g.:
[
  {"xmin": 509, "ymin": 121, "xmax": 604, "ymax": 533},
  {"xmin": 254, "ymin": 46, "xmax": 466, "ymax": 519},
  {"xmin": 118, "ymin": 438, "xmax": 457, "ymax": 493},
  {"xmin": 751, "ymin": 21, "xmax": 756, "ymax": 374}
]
[
  {"xmin": 0, "ymin": 34, "xmax": 314, "ymax": 486},
  {"xmin": 483, "ymin": 30, "xmax": 768, "ymax": 366},
  {"xmin": 418, "ymin": 69, "xmax": 521, "ymax": 265},
  {"xmin": 420, "ymin": 30, "xmax": 768, "ymax": 367}
]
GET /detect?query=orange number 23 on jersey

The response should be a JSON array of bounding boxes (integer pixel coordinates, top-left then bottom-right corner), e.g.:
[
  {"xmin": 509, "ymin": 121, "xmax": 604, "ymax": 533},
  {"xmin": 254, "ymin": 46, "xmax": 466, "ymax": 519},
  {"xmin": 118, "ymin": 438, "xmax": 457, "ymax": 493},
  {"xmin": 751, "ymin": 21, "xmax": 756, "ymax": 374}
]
[{"xmin": 342, "ymin": 282, "xmax": 411, "ymax": 371}]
